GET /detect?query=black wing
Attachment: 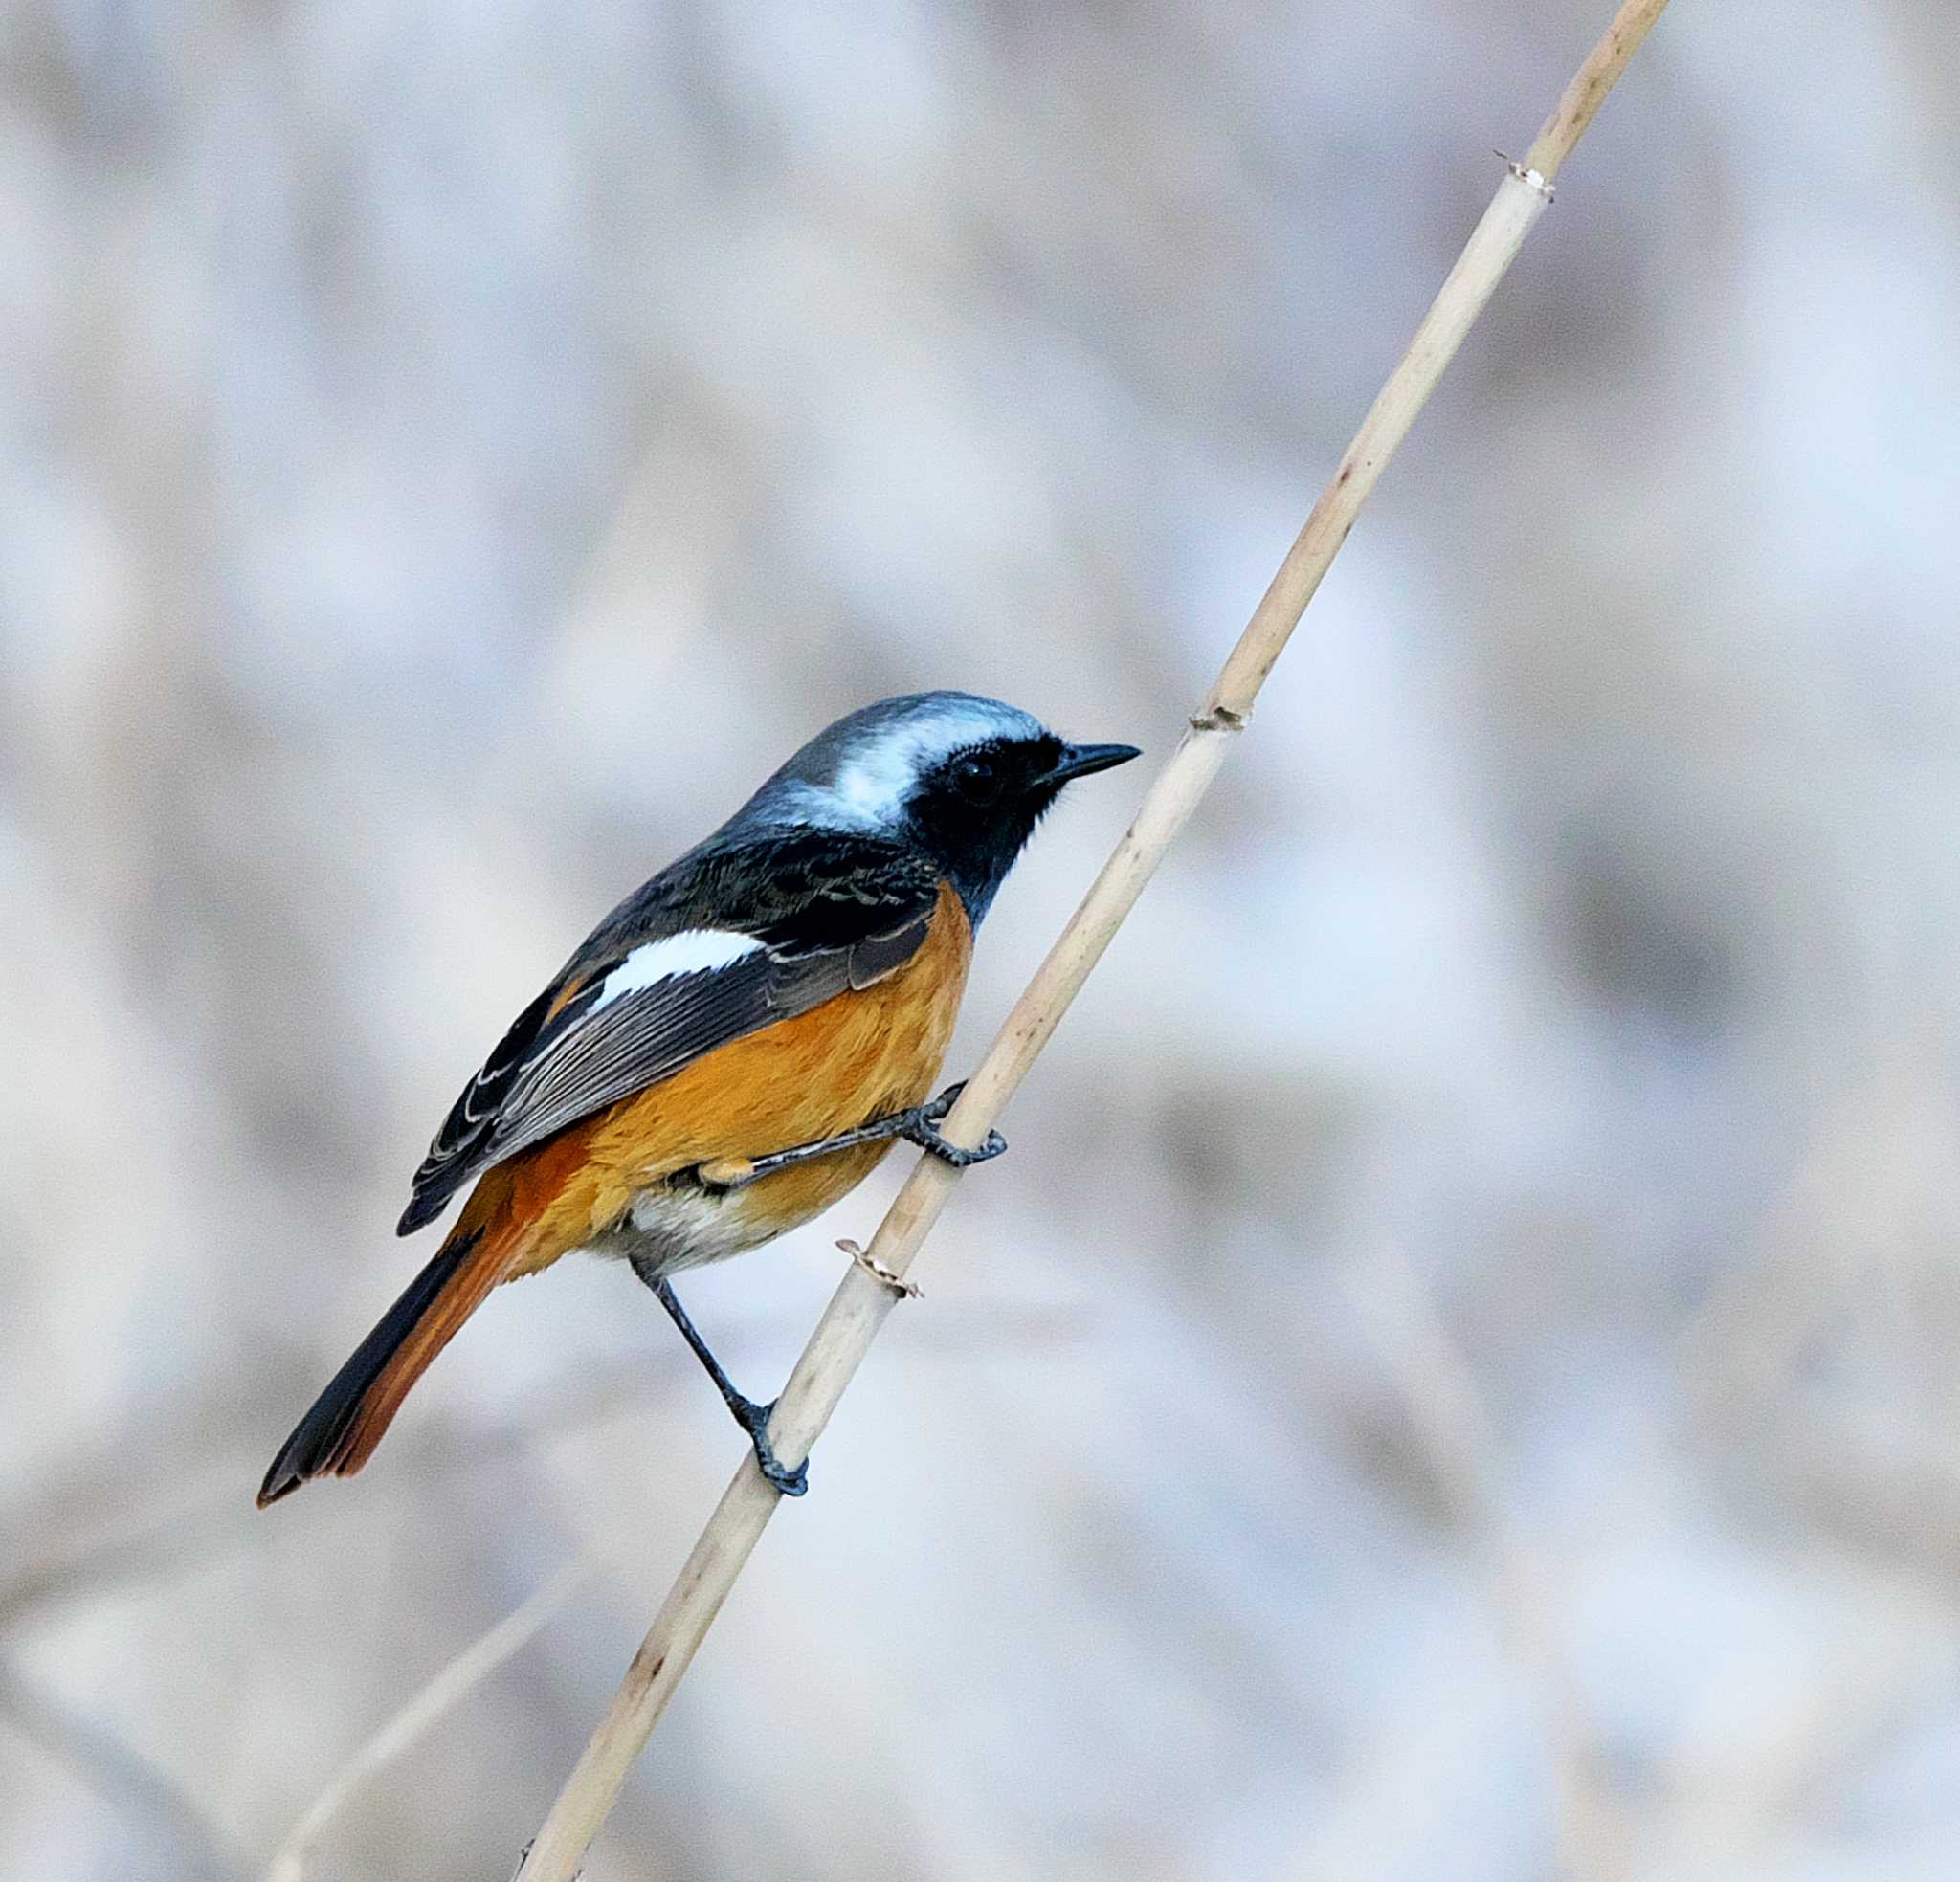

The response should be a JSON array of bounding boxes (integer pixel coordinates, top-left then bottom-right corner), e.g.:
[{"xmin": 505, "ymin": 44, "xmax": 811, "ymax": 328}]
[{"xmin": 397, "ymin": 831, "xmax": 942, "ymax": 1233}]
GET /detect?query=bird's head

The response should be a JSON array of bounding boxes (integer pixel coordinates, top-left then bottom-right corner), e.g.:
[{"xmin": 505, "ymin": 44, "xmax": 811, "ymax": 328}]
[{"xmin": 749, "ymin": 691, "xmax": 1140, "ymax": 921}]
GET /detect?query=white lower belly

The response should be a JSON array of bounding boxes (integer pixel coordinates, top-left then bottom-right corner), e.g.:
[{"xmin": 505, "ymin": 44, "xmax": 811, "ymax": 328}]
[{"xmin": 585, "ymin": 1179, "xmax": 779, "ymax": 1278}]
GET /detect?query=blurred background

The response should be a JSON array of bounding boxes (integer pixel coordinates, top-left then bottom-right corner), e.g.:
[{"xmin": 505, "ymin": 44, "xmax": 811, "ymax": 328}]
[{"xmin": 4, "ymin": 1, "xmax": 1958, "ymax": 1877}]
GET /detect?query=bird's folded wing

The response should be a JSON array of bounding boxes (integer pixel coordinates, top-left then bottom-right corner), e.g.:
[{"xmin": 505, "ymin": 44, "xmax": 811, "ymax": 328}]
[{"xmin": 398, "ymin": 837, "xmax": 940, "ymax": 1233}]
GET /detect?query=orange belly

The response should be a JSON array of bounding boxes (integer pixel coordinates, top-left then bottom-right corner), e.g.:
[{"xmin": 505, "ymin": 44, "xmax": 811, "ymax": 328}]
[{"xmin": 474, "ymin": 880, "xmax": 973, "ymax": 1282}]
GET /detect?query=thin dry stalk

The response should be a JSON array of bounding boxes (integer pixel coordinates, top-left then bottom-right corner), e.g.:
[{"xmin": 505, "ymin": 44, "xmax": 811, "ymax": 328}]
[
  {"xmin": 1338, "ymin": 1242, "xmax": 1627, "ymax": 1882},
  {"xmin": 519, "ymin": 4, "xmax": 1668, "ymax": 1872},
  {"xmin": 0, "ymin": 1658, "xmax": 251, "ymax": 1880},
  {"xmin": 267, "ymin": 1560, "xmax": 589, "ymax": 1882}
]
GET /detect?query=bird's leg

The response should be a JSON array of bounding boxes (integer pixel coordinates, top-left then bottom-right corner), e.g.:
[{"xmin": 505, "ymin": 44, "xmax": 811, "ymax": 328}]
[
  {"xmin": 629, "ymin": 1261, "xmax": 807, "ymax": 1496},
  {"xmin": 688, "ymin": 1080, "xmax": 1008, "ymax": 1192},
  {"xmin": 690, "ymin": 1107, "xmax": 921, "ymax": 1190}
]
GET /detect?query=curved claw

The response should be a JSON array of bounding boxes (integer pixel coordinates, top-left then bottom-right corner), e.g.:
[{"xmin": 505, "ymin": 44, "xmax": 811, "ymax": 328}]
[
  {"xmin": 902, "ymin": 1109, "xmax": 1009, "ymax": 1169},
  {"xmin": 754, "ymin": 1444, "xmax": 809, "ymax": 1498},
  {"xmin": 732, "ymin": 1398, "xmax": 809, "ymax": 1497}
]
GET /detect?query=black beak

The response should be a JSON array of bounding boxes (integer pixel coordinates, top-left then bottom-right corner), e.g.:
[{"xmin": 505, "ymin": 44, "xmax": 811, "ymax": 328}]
[{"xmin": 1044, "ymin": 742, "xmax": 1142, "ymax": 786}]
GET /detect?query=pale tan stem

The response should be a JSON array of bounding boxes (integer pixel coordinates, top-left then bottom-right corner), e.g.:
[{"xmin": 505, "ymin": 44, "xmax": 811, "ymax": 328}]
[
  {"xmin": 1525, "ymin": 0, "xmax": 1671, "ymax": 182},
  {"xmin": 267, "ymin": 1560, "xmax": 589, "ymax": 1882},
  {"xmin": 520, "ymin": 4, "xmax": 1667, "ymax": 1872}
]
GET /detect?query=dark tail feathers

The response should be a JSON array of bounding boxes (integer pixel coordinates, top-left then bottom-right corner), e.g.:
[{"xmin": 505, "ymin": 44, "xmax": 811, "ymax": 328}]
[{"xmin": 257, "ymin": 1226, "xmax": 495, "ymax": 1507}]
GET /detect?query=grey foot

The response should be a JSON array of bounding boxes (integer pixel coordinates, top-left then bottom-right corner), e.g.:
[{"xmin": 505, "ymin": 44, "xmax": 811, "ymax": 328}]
[
  {"xmin": 902, "ymin": 1081, "xmax": 1008, "ymax": 1168},
  {"xmin": 730, "ymin": 1395, "xmax": 808, "ymax": 1497}
]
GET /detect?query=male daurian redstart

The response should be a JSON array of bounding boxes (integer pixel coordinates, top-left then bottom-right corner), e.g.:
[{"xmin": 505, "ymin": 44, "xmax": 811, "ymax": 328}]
[{"xmin": 258, "ymin": 693, "xmax": 1138, "ymax": 1503}]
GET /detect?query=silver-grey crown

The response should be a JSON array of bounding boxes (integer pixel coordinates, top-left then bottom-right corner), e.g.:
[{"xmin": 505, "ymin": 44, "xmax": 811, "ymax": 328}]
[{"xmin": 749, "ymin": 692, "xmax": 1048, "ymax": 829}]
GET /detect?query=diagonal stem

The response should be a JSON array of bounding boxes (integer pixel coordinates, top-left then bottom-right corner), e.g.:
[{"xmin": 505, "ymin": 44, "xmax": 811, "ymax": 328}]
[{"xmin": 518, "ymin": 4, "xmax": 1669, "ymax": 1872}]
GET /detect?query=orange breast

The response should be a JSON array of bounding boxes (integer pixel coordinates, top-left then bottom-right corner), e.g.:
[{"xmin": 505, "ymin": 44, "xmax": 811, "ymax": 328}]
[{"xmin": 490, "ymin": 880, "xmax": 973, "ymax": 1278}]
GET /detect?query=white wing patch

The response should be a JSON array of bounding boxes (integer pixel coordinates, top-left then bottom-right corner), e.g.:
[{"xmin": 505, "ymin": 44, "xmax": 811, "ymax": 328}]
[{"xmin": 592, "ymin": 930, "xmax": 766, "ymax": 1008}]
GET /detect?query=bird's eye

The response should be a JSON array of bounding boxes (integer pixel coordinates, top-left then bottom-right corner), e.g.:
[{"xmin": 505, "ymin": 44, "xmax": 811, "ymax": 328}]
[{"xmin": 954, "ymin": 754, "xmax": 1003, "ymax": 800}]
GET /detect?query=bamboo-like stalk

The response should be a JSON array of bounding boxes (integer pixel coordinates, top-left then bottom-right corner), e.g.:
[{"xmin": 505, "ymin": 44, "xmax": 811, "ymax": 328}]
[{"xmin": 519, "ymin": 4, "xmax": 1669, "ymax": 1872}]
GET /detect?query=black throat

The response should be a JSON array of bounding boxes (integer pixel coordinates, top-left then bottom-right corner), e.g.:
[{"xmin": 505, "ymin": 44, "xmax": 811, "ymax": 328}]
[{"xmin": 899, "ymin": 733, "xmax": 1067, "ymax": 925}]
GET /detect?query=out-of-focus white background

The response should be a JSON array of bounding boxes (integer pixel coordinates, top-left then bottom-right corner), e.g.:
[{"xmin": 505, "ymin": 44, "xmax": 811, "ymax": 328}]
[{"xmin": 5, "ymin": 2, "xmax": 1958, "ymax": 1877}]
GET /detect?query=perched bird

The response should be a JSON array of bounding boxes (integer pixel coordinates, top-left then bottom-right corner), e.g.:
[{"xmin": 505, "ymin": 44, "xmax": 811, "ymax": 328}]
[{"xmin": 258, "ymin": 692, "xmax": 1138, "ymax": 1503}]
